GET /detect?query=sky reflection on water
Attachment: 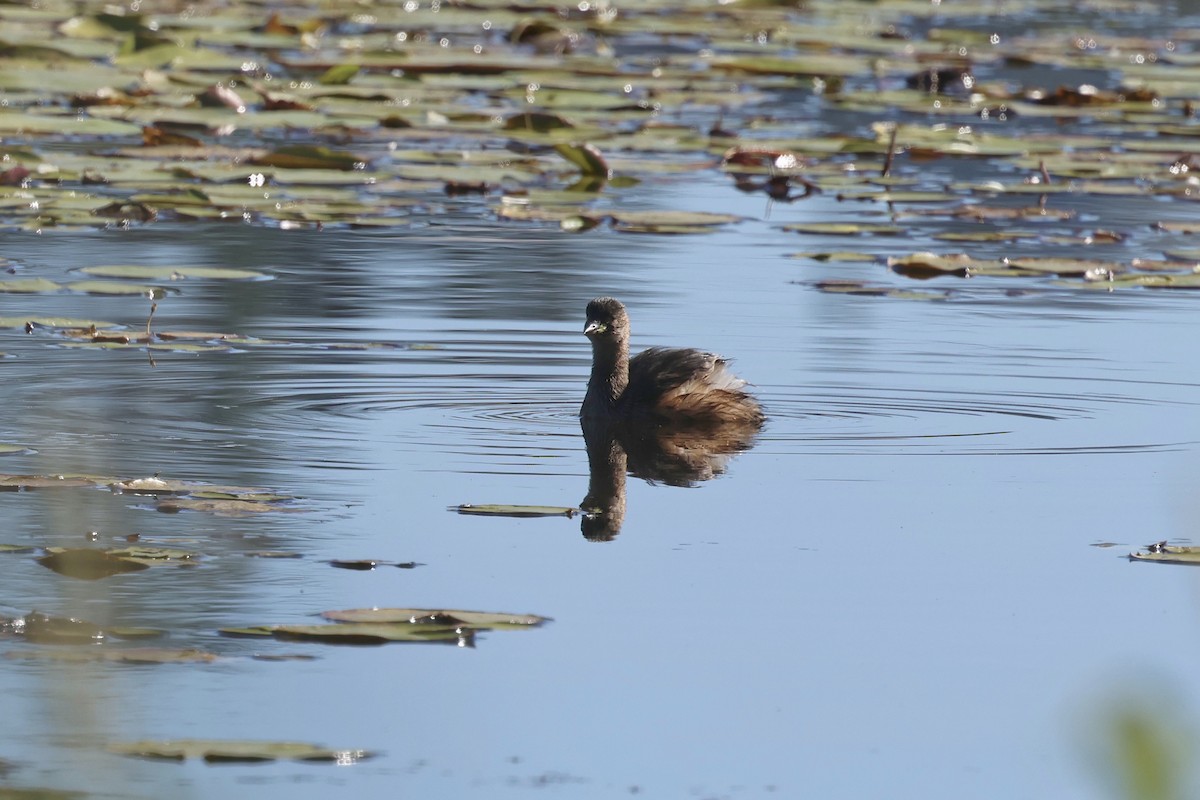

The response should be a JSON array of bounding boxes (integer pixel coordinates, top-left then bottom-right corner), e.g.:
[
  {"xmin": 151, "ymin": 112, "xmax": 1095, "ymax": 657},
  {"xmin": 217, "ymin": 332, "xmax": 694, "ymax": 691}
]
[{"xmin": 4, "ymin": 90, "xmax": 1200, "ymax": 800}]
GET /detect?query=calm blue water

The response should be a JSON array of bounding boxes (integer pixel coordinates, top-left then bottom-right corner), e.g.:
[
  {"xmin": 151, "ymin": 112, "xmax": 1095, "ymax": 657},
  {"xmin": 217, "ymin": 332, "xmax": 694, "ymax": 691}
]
[
  {"xmin": 1, "ymin": 171, "xmax": 1199, "ymax": 800},
  {"xmin": 6, "ymin": 0, "xmax": 1200, "ymax": 794}
]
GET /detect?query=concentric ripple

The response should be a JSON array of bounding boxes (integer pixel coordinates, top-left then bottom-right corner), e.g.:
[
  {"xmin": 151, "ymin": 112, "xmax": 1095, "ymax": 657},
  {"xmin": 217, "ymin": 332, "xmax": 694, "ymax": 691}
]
[{"xmin": 756, "ymin": 379, "xmax": 1198, "ymax": 456}]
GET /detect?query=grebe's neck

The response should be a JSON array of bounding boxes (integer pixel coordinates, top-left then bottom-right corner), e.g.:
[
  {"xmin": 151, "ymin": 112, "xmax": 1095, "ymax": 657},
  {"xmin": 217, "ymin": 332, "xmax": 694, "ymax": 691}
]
[{"xmin": 586, "ymin": 333, "xmax": 629, "ymax": 408}]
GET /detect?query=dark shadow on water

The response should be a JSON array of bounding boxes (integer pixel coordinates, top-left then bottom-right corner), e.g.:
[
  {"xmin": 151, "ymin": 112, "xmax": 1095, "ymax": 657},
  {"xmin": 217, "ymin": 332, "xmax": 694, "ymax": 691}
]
[{"xmin": 579, "ymin": 416, "xmax": 762, "ymax": 542}]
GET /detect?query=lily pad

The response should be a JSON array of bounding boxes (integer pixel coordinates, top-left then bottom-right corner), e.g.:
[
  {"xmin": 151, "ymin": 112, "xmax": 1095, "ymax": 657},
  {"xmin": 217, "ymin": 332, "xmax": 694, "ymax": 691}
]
[
  {"xmin": 20, "ymin": 611, "xmax": 104, "ymax": 644},
  {"xmin": 6, "ymin": 647, "xmax": 212, "ymax": 664},
  {"xmin": 156, "ymin": 497, "xmax": 302, "ymax": 516},
  {"xmin": 607, "ymin": 210, "xmax": 742, "ymax": 233},
  {"xmin": 36, "ymin": 548, "xmax": 150, "ymax": 580},
  {"xmin": 324, "ymin": 560, "xmax": 423, "ymax": 571},
  {"xmin": 783, "ymin": 222, "xmax": 904, "ymax": 236},
  {"xmin": 220, "ymin": 623, "xmax": 468, "ymax": 645},
  {"xmin": 1128, "ymin": 543, "xmax": 1200, "ymax": 564},
  {"xmin": 108, "ymin": 739, "xmax": 375, "ymax": 763},
  {"xmin": 554, "ymin": 142, "xmax": 611, "ymax": 179},
  {"xmin": 77, "ymin": 265, "xmax": 269, "ymax": 281},
  {"xmin": 455, "ymin": 504, "xmax": 578, "ymax": 518},
  {"xmin": 1006, "ymin": 257, "xmax": 1125, "ymax": 277},
  {"xmin": 64, "ymin": 280, "xmax": 167, "ymax": 297},
  {"xmin": 320, "ymin": 608, "xmax": 550, "ymax": 628},
  {"xmin": 0, "ymin": 278, "xmax": 61, "ymax": 293},
  {"xmin": 0, "ymin": 474, "xmax": 108, "ymax": 490},
  {"xmin": 888, "ymin": 252, "xmax": 986, "ymax": 277}
]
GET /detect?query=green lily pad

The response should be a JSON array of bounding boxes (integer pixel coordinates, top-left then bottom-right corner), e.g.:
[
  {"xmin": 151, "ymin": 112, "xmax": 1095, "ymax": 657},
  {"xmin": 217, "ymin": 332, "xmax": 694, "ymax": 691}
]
[
  {"xmin": 783, "ymin": 222, "xmax": 904, "ymax": 236},
  {"xmin": 0, "ymin": 474, "xmax": 108, "ymax": 490},
  {"xmin": 0, "ymin": 278, "xmax": 61, "ymax": 293},
  {"xmin": 502, "ymin": 111, "xmax": 577, "ymax": 132},
  {"xmin": 0, "ymin": 786, "xmax": 84, "ymax": 799},
  {"xmin": 64, "ymin": 280, "xmax": 167, "ymax": 297},
  {"xmin": 252, "ymin": 145, "xmax": 364, "ymax": 171},
  {"xmin": 156, "ymin": 497, "xmax": 302, "ymax": 516},
  {"xmin": 105, "ymin": 546, "xmax": 200, "ymax": 565},
  {"xmin": 815, "ymin": 280, "xmax": 951, "ymax": 302},
  {"xmin": 0, "ymin": 317, "xmax": 117, "ymax": 329},
  {"xmin": 789, "ymin": 252, "xmax": 879, "ymax": 263},
  {"xmin": 1112, "ymin": 274, "xmax": 1200, "ymax": 289},
  {"xmin": 37, "ymin": 548, "xmax": 150, "ymax": 580},
  {"xmin": 220, "ymin": 623, "xmax": 467, "ymax": 644},
  {"xmin": 607, "ymin": 210, "xmax": 742, "ymax": 233},
  {"xmin": 78, "ymin": 265, "xmax": 270, "ymax": 281},
  {"xmin": 455, "ymin": 504, "xmax": 578, "ymax": 518},
  {"xmin": 108, "ymin": 739, "xmax": 375, "ymax": 763},
  {"xmin": 324, "ymin": 560, "xmax": 423, "ymax": 571},
  {"xmin": 1006, "ymin": 257, "xmax": 1125, "ymax": 277},
  {"xmin": 320, "ymin": 608, "xmax": 550, "ymax": 628},
  {"xmin": 888, "ymin": 252, "xmax": 1008, "ymax": 278},
  {"xmin": 1128, "ymin": 543, "xmax": 1200, "ymax": 564},
  {"xmin": 5, "ymin": 647, "xmax": 217, "ymax": 664},
  {"xmin": 318, "ymin": 63, "xmax": 360, "ymax": 86},
  {"xmin": 554, "ymin": 142, "xmax": 611, "ymax": 179},
  {"xmin": 20, "ymin": 611, "xmax": 104, "ymax": 644}
]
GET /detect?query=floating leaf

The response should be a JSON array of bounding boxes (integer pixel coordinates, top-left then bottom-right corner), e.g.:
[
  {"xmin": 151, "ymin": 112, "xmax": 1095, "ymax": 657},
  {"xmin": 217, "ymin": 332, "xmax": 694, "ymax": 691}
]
[
  {"xmin": 789, "ymin": 251, "xmax": 879, "ymax": 263},
  {"xmin": 220, "ymin": 623, "xmax": 468, "ymax": 644},
  {"xmin": 21, "ymin": 611, "xmax": 104, "ymax": 644},
  {"xmin": 324, "ymin": 560, "xmax": 423, "ymax": 571},
  {"xmin": 1128, "ymin": 543, "xmax": 1200, "ymax": 564},
  {"xmin": 455, "ymin": 504, "xmax": 578, "ymax": 518},
  {"xmin": 317, "ymin": 63, "xmax": 360, "ymax": 86},
  {"xmin": 252, "ymin": 145, "xmax": 362, "ymax": 171},
  {"xmin": 553, "ymin": 143, "xmax": 611, "ymax": 179},
  {"xmin": 502, "ymin": 111, "xmax": 577, "ymax": 132},
  {"xmin": 108, "ymin": 739, "xmax": 375, "ymax": 763},
  {"xmin": 320, "ymin": 608, "xmax": 550, "ymax": 628},
  {"xmin": 0, "ymin": 785, "xmax": 84, "ymax": 799},
  {"xmin": 156, "ymin": 497, "xmax": 302, "ymax": 516},
  {"xmin": 105, "ymin": 546, "xmax": 199, "ymax": 566},
  {"xmin": 608, "ymin": 210, "xmax": 742, "ymax": 233},
  {"xmin": 0, "ymin": 474, "xmax": 108, "ymax": 490},
  {"xmin": 814, "ymin": 280, "xmax": 951, "ymax": 301},
  {"xmin": 64, "ymin": 280, "xmax": 167, "ymax": 297},
  {"xmin": 784, "ymin": 222, "xmax": 904, "ymax": 236},
  {"xmin": 78, "ymin": 265, "xmax": 269, "ymax": 281},
  {"xmin": 0, "ymin": 278, "xmax": 61, "ymax": 293},
  {"xmin": 0, "ymin": 317, "xmax": 117, "ymax": 330},
  {"xmin": 887, "ymin": 252, "xmax": 1007, "ymax": 278},
  {"xmin": 1006, "ymin": 257, "xmax": 1124, "ymax": 276},
  {"xmin": 37, "ymin": 548, "xmax": 150, "ymax": 580}
]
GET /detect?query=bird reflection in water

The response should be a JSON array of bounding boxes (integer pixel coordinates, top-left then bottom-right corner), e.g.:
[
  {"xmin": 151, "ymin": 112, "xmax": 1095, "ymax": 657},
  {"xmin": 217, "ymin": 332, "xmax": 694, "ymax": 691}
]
[
  {"xmin": 579, "ymin": 416, "xmax": 762, "ymax": 541},
  {"xmin": 578, "ymin": 298, "xmax": 764, "ymax": 541}
]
